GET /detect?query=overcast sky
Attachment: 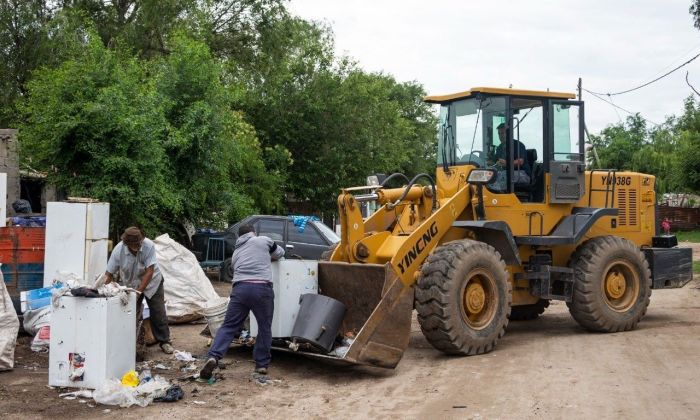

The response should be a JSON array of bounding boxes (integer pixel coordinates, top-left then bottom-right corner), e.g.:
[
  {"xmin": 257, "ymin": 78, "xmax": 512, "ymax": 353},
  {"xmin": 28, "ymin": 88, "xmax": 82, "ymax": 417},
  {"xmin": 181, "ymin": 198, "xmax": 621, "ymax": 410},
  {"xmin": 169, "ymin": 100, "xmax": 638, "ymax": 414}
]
[{"xmin": 289, "ymin": 0, "xmax": 700, "ymax": 134}]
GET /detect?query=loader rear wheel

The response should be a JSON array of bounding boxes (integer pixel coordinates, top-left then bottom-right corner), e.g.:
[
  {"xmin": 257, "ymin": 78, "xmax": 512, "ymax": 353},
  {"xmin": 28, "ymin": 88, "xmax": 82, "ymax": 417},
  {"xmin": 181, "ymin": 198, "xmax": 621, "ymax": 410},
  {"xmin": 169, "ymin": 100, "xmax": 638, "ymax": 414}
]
[
  {"xmin": 415, "ymin": 240, "xmax": 512, "ymax": 355},
  {"xmin": 510, "ymin": 299, "xmax": 550, "ymax": 321},
  {"xmin": 568, "ymin": 236, "xmax": 651, "ymax": 332}
]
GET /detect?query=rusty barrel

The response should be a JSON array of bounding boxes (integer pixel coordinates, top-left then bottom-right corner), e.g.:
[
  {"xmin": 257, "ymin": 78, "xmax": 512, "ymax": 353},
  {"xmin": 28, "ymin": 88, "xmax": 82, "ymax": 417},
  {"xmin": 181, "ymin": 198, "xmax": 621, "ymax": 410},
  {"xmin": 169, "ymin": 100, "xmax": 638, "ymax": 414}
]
[{"xmin": 0, "ymin": 227, "xmax": 46, "ymax": 314}]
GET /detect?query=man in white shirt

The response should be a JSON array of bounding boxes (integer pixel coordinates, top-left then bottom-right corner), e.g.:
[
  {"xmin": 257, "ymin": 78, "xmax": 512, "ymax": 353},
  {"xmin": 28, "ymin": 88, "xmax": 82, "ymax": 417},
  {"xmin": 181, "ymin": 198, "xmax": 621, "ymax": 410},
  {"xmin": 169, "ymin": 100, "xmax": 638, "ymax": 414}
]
[{"xmin": 104, "ymin": 226, "xmax": 173, "ymax": 354}]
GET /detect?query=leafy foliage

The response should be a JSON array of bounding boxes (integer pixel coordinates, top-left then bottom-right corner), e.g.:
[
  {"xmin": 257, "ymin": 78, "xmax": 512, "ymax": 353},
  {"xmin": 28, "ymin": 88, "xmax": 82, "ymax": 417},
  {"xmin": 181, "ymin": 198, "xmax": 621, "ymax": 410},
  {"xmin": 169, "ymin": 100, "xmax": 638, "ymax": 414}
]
[{"xmin": 11, "ymin": 0, "xmax": 439, "ymax": 240}]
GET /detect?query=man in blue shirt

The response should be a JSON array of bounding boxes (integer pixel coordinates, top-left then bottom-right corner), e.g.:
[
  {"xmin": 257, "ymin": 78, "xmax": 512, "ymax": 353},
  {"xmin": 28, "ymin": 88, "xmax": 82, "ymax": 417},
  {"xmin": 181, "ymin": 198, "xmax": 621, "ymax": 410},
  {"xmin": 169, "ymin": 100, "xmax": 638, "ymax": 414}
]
[
  {"xmin": 492, "ymin": 123, "xmax": 531, "ymax": 191},
  {"xmin": 104, "ymin": 226, "xmax": 173, "ymax": 355}
]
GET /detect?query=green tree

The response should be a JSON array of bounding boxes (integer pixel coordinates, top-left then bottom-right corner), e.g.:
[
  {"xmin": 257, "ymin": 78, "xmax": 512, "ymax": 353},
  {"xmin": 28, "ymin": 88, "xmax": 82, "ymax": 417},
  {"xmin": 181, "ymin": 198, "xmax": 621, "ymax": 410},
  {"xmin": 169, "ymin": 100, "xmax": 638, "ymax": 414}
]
[
  {"xmin": 19, "ymin": 32, "xmax": 176, "ymax": 237},
  {"xmin": 19, "ymin": 29, "xmax": 286, "ymax": 239},
  {"xmin": 0, "ymin": 0, "xmax": 55, "ymax": 126}
]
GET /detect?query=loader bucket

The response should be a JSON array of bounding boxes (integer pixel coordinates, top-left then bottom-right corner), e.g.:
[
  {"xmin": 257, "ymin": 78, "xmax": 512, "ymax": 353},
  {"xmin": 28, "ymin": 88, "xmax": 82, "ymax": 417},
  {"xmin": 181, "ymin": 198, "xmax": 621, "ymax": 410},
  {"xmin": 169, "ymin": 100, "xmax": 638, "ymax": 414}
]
[{"xmin": 308, "ymin": 261, "xmax": 414, "ymax": 369}]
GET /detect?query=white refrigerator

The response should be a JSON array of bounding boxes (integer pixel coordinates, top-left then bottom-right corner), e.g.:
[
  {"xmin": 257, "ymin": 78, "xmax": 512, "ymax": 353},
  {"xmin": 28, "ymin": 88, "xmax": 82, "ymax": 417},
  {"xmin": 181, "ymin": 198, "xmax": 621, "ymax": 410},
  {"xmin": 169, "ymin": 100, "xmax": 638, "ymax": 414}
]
[
  {"xmin": 43, "ymin": 202, "xmax": 110, "ymax": 286},
  {"xmin": 250, "ymin": 260, "xmax": 319, "ymax": 338}
]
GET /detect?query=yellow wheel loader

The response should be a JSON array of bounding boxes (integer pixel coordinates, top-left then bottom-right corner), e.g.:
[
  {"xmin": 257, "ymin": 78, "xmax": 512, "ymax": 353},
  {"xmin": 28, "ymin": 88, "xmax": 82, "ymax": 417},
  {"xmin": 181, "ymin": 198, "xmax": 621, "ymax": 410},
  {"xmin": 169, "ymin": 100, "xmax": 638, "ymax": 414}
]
[{"xmin": 284, "ymin": 87, "xmax": 692, "ymax": 369}]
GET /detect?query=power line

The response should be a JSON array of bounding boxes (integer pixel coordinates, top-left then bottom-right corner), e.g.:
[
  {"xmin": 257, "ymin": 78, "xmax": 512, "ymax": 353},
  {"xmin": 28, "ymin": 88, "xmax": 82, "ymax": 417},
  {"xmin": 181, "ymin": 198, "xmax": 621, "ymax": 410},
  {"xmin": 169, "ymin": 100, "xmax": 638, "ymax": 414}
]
[
  {"xmin": 587, "ymin": 51, "xmax": 700, "ymax": 97},
  {"xmin": 582, "ymin": 88, "xmax": 660, "ymax": 127}
]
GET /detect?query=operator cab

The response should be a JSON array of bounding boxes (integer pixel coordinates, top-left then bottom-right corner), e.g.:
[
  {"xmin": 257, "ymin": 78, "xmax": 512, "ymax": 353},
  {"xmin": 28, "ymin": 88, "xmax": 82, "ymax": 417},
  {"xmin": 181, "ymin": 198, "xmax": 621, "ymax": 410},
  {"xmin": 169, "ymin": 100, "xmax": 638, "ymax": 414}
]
[{"xmin": 426, "ymin": 87, "xmax": 585, "ymax": 203}]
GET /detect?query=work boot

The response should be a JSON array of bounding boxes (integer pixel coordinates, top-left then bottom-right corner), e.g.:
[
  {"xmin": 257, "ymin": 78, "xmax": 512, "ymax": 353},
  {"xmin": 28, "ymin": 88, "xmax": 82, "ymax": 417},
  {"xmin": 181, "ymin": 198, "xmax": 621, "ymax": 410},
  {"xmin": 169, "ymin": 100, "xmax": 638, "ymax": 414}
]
[
  {"xmin": 160, "ymin": 342, "xmax": 174, "ymax": 354},
  {"xmin": 254, "ymin": 367, "xmax": 268, "ymax": 375},
  {"xmin": 200, "ymin": 358, "xmax": 218, "ymax": 380}
]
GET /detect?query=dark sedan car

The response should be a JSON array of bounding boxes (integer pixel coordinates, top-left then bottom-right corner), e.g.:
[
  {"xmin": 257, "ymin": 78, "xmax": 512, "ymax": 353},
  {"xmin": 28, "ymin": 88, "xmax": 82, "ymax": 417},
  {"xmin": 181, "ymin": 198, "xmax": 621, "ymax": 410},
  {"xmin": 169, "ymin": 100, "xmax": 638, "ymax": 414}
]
[{"xmin": 216, "ymin": 215, "xmax": 339, "ymax": 282}]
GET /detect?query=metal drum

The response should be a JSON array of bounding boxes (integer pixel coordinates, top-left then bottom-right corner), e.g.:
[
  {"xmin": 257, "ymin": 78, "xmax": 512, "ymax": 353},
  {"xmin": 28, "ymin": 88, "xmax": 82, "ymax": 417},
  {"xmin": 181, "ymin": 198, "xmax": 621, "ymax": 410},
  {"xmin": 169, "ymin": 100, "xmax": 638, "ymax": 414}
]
[{"xmin": 291, "ymin": 293, "xmax": 346, "ymax": 352}]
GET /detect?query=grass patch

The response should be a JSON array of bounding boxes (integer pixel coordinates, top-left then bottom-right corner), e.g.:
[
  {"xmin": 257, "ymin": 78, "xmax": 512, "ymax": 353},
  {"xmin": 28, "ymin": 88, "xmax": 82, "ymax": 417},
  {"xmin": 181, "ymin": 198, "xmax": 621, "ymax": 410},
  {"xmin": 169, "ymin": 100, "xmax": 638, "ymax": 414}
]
[{"xmin": 675, "ymin": 230, "xmax": 700, "ymax": 243}]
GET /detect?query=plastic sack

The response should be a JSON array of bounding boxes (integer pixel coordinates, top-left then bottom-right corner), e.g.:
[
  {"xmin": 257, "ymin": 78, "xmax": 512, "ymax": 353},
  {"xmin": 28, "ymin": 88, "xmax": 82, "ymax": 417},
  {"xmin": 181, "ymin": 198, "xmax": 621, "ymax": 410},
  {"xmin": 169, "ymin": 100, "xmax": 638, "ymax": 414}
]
[
  {"xmin": 93, "ymin": 379, "xmax": 142, "ymax": 407},
  {"xmin": 93, "ymin": 376, "xmax": 170, "ymax": 408},
  {"xmin": 23, "ymin": 306, "xmax": 51, "ymax": 335},
  {"xmin": 0, "ymin": 270, "xmax": 20, "ymax": 371},
  {"xmin": 153, "ymin": 234, "xmax": 228, "ymax": 323},
  {"xmin": 30, "ymin": 325, "xmax": 50, "ymax": 353}
]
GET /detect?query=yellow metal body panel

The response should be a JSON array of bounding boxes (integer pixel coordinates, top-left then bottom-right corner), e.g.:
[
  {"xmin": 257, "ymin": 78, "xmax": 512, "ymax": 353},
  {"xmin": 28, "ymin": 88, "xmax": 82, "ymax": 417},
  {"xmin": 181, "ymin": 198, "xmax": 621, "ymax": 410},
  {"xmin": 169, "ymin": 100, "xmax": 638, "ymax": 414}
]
[
  {"xmin": 333, "ymin": 164, "xmax": 655, "ymax": 306},
  {"xmin": 424, "ymin": 87, "xmax": 576, "ymax": 103}
]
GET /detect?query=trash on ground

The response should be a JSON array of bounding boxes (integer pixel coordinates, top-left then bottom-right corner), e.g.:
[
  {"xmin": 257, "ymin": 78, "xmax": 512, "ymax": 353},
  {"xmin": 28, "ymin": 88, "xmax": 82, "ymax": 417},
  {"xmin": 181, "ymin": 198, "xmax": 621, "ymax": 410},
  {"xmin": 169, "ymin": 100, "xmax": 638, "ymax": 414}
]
[
  {"xmin": 59, "ymin": 389, "xmax": 93, "ymax": 399},
  {"xmin": 192, "ymin": 400, "xmax": 206, "ymax": 405},
  {"xmin": 180, "ymin": 363, "xmax": 197, "ymax": 373},
  {"xmin": 121, "ymin": 370, "xmax": 139, "ymax": 387},
  {"xmin": 154, "ymin": 385, "xmax": 185, "ymax": 402},
  {"xmin": 154, "ymin": 363, "xmax": 170, "ymax": 370},
  {"xmin": 252, "ymin": 373, "xmax": 282, "ymax": 386},
  {"xmin": 174, "ymin": 350, "xmax": 196, "ymax": 362},
  {"xmin": 93, "ymin": 375, "xmax": 171, "ymax": 408},
  {"xmin": 139, "ymin": 369, "xmax": 152, "ymax": 383}
]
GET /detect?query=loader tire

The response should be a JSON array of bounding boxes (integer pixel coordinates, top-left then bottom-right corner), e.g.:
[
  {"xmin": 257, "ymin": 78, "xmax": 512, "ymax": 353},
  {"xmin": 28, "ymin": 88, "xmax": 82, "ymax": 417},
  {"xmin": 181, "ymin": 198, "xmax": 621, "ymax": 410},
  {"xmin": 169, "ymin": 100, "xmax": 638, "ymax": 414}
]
[
  {"xmin": 510, "ymin": 299, "xmax": 550, "ymax": 321},
  {"xmin": 415, "ymin": 240, "xmax": 512, "ymax": 355},
  {"xmin": 567, "ymin": 236, "xmax": 651, "ymax": 332}
]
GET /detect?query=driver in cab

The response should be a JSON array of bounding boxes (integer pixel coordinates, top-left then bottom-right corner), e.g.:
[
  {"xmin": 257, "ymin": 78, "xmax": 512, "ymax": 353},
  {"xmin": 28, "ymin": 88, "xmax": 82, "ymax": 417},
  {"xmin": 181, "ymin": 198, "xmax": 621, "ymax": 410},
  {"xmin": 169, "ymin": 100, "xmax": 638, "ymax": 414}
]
[{"xmin": 491, "ymin": 123, "xmax": 530, "ymax": 191}]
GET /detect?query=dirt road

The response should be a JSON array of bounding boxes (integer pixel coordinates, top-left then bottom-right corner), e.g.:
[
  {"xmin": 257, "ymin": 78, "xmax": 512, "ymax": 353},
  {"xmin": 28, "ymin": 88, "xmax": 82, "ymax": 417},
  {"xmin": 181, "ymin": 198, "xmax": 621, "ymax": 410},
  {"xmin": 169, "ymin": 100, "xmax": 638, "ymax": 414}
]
[{"xmin": 2, "ymin": 277, "xmax": 699, "ymax": 420}]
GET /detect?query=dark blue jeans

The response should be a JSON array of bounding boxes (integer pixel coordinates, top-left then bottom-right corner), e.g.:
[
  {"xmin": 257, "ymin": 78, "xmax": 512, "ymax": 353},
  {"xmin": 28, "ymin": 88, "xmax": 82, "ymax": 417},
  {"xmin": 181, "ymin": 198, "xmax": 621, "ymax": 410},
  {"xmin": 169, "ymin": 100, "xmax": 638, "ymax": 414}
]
[{"xmin": 208, "ymin": 282, "xmax": 274, "ymax": 369}]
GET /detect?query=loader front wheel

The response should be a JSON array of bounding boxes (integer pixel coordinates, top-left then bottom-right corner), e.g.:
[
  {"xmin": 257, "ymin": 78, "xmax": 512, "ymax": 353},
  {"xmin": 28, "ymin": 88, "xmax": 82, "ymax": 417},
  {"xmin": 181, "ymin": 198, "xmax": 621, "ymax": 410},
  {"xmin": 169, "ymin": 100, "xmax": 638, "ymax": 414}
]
[
  {"xmin": 568, "ymin": 236, "xmax": 651, "ymax": 332},
  {"xmin": 415, "ymin": 240, "xmax": 512, "ymax": 355}
]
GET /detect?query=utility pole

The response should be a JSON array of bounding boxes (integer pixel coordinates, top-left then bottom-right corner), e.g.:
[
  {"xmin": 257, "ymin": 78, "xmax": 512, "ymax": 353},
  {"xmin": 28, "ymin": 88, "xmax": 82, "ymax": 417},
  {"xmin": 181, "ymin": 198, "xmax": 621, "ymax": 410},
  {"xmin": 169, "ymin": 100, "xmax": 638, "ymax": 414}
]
[{"xmin": 579, "ymin": 77, "xmax": 600, "ymax": 168}]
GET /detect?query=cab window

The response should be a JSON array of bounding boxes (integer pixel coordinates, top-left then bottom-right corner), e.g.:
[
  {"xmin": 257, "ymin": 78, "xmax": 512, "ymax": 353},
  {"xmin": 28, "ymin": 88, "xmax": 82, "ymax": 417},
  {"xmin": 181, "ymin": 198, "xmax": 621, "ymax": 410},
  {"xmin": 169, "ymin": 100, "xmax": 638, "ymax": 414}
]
[{"xmin": 553, "ymin": 103, "xmax": 582, "ymax": 161}]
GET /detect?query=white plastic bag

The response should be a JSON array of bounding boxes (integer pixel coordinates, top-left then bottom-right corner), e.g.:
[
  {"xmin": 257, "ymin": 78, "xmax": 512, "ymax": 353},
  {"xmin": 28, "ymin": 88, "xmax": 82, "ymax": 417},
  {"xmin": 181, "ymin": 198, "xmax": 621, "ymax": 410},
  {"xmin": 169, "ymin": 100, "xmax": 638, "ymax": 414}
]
[
  {"xmin": 93, "ymin": 379, "xmax": 141, "ymax": 407},
  {"xmin": 93, "ymin": 376, "xmax": 170, "ymax": 408},
  {"xmin": 0, "ymin": 269, "xmax": 20, "ymax": 371},
  {"xmin": 153, "ymin": 234, "xmax": 228, "ymax": 323}
]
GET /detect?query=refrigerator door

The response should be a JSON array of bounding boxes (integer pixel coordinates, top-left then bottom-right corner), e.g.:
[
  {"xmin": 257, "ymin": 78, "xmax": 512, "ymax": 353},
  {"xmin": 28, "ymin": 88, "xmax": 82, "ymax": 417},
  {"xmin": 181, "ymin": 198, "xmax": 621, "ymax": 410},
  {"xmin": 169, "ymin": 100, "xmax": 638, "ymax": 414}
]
[
  {"xmin": 84, "ymin": 239, "xmax": 108, "ymax": 286},
  {"xmin": 44, "ymin": 202, "xmax": 87, "ymax": 286},
  {"xmin": 86, "ymin": 203, "xmax": 110, "ymax": 240}
]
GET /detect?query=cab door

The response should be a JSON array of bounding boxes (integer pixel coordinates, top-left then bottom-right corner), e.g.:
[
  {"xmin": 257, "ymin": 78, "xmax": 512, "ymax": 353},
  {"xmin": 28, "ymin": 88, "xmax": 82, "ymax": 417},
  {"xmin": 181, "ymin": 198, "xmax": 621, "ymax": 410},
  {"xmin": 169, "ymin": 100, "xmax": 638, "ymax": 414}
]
[{"xmin": 548, "ymin": 100, "xmax": 586, "ymax": 204}]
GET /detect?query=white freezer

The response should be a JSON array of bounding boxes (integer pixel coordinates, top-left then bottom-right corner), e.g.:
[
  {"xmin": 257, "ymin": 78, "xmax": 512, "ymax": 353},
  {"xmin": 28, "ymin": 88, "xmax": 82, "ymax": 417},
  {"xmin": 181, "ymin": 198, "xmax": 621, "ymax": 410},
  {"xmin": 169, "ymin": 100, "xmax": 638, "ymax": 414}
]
[
  {"xmin": 49, "ymin": 294, "xmax": 136, "ymax": 389},
  {"xmin": 250, "ymin": 260, "xmax": 318, "ymax": 338}
]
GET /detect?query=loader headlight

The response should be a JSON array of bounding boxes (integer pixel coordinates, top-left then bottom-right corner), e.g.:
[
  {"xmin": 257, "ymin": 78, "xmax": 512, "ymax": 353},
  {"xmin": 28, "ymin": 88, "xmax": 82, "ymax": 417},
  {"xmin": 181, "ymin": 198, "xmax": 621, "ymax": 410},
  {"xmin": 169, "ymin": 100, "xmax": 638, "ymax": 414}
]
[{"xmin": 467, "ymin": 169, "xmax": 497, "ymax": 185}]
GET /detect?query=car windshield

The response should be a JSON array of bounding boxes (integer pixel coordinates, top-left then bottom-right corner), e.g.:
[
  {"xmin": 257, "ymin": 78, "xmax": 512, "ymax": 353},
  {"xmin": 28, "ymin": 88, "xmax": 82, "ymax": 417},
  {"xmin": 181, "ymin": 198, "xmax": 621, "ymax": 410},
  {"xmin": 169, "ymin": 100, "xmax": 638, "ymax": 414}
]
[{"xmin": 313, "ymin": 221, "xmax": 339, "ymax": 243}]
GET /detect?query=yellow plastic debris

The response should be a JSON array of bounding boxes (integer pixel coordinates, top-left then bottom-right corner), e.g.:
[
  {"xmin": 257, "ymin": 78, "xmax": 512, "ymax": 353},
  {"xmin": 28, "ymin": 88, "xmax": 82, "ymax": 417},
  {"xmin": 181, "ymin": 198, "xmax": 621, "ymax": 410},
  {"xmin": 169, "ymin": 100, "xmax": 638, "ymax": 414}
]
[{"xmin": 120, "ymin": 370, "xmax": 139, "ymax": 387}]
